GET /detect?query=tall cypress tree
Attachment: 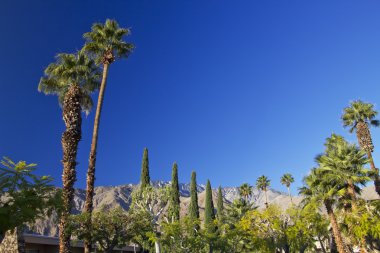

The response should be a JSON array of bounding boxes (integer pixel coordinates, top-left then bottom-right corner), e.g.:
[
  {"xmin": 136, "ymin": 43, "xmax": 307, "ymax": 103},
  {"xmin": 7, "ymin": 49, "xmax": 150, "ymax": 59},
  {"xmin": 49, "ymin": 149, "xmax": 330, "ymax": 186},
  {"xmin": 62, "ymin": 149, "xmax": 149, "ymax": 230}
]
[
  {"xmin": 140, "ymin": 148, "xmax": 150, "ymax": 189},
  {"xmin": 168, "ymin": 162, "xmax": 180, "ymax": 222},
  {"xmin": 216, "ymin": 186, "xmax": 224, "ymax": 220},
  {"xmin": 204, "ymin": 180, "xmax": 215, "ymax": 230},
  {"xmin": 188, "ymin": 171, "xmax": 199, "ymax": 220}
]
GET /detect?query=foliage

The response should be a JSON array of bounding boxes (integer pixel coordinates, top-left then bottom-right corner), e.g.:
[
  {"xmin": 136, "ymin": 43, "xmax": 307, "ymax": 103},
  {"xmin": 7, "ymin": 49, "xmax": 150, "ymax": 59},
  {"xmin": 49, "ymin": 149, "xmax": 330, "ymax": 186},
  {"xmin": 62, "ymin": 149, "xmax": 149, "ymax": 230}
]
[
  {"xmin": 70, "ymin": 207, "xmax": 150, "ymax": 253},
  {"xmin": 82, "ymin": 19, "xmax": 134, "ymax": 65},
  {"xmin": 0, "ymin": 157, "xmax": 59, "ymax": 236},
  {"xmin": 38, "ymin": 51, "xmax": 101, "ymax": 114},
  {"xmin": 161, "ymin": 217, "xmax": 204, "ymax": 253},
  {"xmin": 280, "ymin": 173, "xmax": 294, "ymax": 188},
  {"xmin": 238, "ymin": 183, "xmax": 252, "ymax": 203},
  {"xmin": 216, "ymin": 186, "xmax": 224, "ymax": 222},
  {"xmin": 168, "ymin": 162, "xmax": 180, "ymax": 222},
  {"xmin": 129, "ymin": 185, "xmax": 170, "ymax": 252},
  {"xmin": 342, "ymin": 100, "xmax": 379, "ymax": 133},
  {"xmin": 188, "ymin": 171, "xmax": 199, "ymax": 220},
  {"xmin": 204, "ymin": 180, "xmax": 215, "ymax": 231},
  {"xmin": 140, "ymin": 148, "xmax": 150, "ymax": 190}
]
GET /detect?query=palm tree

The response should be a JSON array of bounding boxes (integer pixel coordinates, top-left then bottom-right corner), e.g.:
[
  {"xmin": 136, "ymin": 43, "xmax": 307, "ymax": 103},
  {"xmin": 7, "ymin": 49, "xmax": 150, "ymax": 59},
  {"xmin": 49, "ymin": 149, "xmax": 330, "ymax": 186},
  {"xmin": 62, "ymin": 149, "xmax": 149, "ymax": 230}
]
[
  {"xmin": 318, "ymin": 134, "xmax": 372, "ymax": 252},
  {"xmin": 299, "ymin": 168, "xmax": 349, "ymax": 253},
  {"xmin": 318, "ymin": 134, "xmax": 371, "ymax": 206},
  {"xmin": 342, "ymin": 100, "xmax": 380, "ymax": 196},
  {"xmin": 238, "ymin": 183, "xmax": 253, "ymax": 203},
  {"xmin": 256, "ymin": 175, "xmax": 270, "ymax": 208},
  {"xmin": 38, "ymin": 52, "xmax": 100, "ymax": 253},
  {"xmin": 280, "ymin": 173, "xmax": 294, "ymax": 204},
  {"xmin": 81, "ymin": 19, "xmax": 134, "ymax": 253}
]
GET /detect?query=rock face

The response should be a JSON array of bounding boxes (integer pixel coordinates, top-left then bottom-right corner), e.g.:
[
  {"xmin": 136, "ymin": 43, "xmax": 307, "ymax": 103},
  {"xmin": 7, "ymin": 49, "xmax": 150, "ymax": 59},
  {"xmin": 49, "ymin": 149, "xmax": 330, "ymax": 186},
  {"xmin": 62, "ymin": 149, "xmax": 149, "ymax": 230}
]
[{"xmin": 27, "ymin": 182, "xmax": 378, "ymax": 237}]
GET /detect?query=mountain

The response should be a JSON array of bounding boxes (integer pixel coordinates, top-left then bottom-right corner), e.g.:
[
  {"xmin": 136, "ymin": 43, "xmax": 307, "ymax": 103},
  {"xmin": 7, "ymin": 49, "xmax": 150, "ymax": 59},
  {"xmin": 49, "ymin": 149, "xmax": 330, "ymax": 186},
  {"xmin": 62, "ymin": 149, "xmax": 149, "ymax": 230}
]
[{"xmin": 28, "ymin": 182, "xmax": 378, "ymax": 237}]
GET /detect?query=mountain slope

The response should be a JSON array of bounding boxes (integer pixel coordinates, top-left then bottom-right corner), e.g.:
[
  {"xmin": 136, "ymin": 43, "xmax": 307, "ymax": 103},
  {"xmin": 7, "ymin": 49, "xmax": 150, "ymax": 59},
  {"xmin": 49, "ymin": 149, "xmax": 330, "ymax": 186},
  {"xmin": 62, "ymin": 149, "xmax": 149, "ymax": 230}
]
[{"xmin": 28, "ymin": 182, "xmax": 378, "ymax": 237}]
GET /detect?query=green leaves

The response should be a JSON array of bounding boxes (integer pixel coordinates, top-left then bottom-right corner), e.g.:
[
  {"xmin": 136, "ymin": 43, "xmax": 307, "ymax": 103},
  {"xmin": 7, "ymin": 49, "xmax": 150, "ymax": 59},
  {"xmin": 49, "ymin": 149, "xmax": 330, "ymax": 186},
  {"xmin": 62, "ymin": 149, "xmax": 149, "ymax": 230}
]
[
  {"xmin": 280, "ymin": 173, "xmax": 294, "ymax": 188},
  {"xmin": 0, "ymin": 157, "xmax": 59, "ymax": 236},
  {"xmin": 70, "ymin": 207, "xmax": 147, "ymax": 252},
  {"xmin": 256, "ymin": 175, "xmax": 270, "ymax": 191},
  {"xmin": 38, "ymin": 51, "xmax": 101, "ymax": 114},
  {"xmin": 82, "ymin": 19, "xmax": 134, "ymax": 65},
  {"xmin": 342, "ymin": 100, "xmax": 379, "ymax": 129}
]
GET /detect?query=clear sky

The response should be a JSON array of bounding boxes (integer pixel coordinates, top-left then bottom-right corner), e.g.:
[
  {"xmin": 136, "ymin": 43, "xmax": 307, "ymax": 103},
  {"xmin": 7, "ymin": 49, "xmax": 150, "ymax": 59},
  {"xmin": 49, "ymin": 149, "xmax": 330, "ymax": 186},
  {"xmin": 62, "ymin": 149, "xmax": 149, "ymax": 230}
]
[{"xmin": 1, "ymin": 0, "xmax": 380, "ymax": 194}]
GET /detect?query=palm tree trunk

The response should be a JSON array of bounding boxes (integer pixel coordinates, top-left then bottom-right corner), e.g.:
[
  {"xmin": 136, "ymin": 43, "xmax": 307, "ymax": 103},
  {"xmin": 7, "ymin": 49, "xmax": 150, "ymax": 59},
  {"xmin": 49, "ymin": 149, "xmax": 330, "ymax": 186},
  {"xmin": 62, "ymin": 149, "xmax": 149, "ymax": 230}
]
[
  {"xmin": 356, "ymin": 122, "xmax": 380, "ymax": 197},
  {"xmin": 264, "ymin": 189, "xmax": 269, "ymax": 208},
  {"xmin": 347, "ymin": 182, "xmax": 357, "ymax": 210},
  {"xmin": 324, "ymin": 201, "xmax": 348, "ymax": 253},
  {"xmin": 83, "ymin": 63, "xmax": 110, "ymax": 253},
  {"xmin": 366, "ymin": 151, "xmax": 380, "ymax": 197},
  {"xmin": 59, "ymin": 84, "xmax": 82, "ymax": 253},
  {"xmin": 287, "ymin": 186, "xmax": 293, "ymax": 204}
]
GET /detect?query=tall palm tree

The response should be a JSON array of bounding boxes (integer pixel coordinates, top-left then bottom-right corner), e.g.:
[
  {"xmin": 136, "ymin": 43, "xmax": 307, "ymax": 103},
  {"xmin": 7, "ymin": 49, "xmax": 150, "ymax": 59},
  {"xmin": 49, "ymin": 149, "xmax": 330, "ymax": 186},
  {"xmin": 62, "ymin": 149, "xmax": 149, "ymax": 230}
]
[
  {"xmin": 38, "ymin": 52, "xmax": 100, "ymax": 253},
  {"xmin": 280, "ymin": 173, "xmax": 294, "ymax": 204},
  {"xmin": 256, "ymin": 175, "xmax": 270, "ymax": 208},
  {"xmin": 342, "ymin": 100, "xmax": 380, "ymax": 196},
  {"xmin": 318, "ymin": 134, "xmax": 372, "ymax": 253},
  {"xmin": 299, "ymin": 168, "xmax": 349, "ymax": 253},
  {"xmin": 81, "ymin": 19, "xmax": 134, "ymax": 253},
  {"xmin": 238, "ymin": 183, "xmax": 253, "ymax": 203}
]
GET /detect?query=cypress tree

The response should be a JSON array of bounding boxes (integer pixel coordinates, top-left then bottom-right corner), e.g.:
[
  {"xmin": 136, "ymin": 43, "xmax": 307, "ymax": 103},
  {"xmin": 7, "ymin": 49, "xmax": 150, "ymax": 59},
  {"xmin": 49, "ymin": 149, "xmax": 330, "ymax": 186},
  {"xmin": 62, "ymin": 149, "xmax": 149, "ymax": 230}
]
[
  {"xmin": 140, "ymin": 148, "xmax": 150, "ymax": 189},
  {"xmin": 216, "ymin": 186, "xmax": 224, "ymax": 220},
  {"xmin": 204, "ymin": 179, "xmax": 215, "ymax": 230},
  {"xmin": 188, "ymin": 171, "xmax": 199, "ymax": 220},
  {"xmin": 168, "ymin": 162, "xmax": 180, "ymax": 222}
]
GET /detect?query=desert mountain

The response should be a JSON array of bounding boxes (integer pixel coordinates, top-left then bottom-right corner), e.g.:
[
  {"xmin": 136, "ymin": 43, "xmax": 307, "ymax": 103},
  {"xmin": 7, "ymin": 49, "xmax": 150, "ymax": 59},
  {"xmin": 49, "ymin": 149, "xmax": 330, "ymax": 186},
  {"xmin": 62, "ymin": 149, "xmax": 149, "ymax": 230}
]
[{"xmin": 28, "ymin": 181, "xmax": 378, "ymax": 237}]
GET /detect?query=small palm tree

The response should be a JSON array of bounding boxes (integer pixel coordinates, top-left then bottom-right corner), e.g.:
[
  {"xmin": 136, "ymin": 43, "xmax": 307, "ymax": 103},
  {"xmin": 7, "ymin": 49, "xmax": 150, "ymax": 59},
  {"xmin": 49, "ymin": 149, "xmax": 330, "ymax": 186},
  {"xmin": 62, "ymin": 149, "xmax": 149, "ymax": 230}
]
[
  {"xmin": 238, "ymin": 183, "xmax": 253, "ymax": 203},
  {"xmin": 256, "ymin": 175, "xmax": 270, "ymax": 208},
  {"xmin": 342, "ymin": 100, "xmax": 380, "ymax": 196},
  {"xmin": 280, "ymin": 173, "xmax": 294, "ymax": 204},
  {"xmin": 38, "ymin": 52, "xmax": 100, "ymax": 253},
  {"xmin": 81, "ymin": 19, "xmax": 134, "ymax": 253},
  {"xmin": 299, "ymin": 168, "xmax": 349, "ymax": 253}
]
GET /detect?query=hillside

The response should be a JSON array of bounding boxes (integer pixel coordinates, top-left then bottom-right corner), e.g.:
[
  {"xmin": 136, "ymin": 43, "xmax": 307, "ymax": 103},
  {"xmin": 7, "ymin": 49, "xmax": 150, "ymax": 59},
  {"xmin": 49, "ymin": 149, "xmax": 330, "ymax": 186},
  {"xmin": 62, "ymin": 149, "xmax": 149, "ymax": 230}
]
[{"xmin": 28, "ymin": 182, "xmax": 378, "ymax": 237}]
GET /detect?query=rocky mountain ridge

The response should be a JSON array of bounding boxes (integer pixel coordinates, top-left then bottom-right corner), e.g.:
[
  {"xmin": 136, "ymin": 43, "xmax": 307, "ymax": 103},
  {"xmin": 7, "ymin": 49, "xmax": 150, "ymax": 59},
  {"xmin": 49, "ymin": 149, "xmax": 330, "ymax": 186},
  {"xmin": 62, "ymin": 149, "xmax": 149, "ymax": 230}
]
[{"xmin": 28, "ymin": 181, "xmax": 378, "ymax": 237}]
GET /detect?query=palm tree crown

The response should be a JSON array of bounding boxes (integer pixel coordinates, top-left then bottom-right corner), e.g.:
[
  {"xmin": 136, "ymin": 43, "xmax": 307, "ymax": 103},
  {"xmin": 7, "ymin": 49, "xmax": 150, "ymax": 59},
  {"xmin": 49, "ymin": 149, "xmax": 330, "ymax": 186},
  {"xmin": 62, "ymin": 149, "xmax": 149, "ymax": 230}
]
[
  {"xmin": 280, "ymin": 173, "xmax": 294, "ymax": 188},
  {"xmin": 38, "ymin": 52, "xmax": 101, "ymax": 113},
  {"xmin": 342, "ymin": 100, "xmax": 379, "ymax": 133},
  {"xmin": 82, "ymin": 19, "xmax": 134, "ymax": 65},
  {"xmin": 317, "ymin": 135, "xmax": 372, "ymax": 205},
  {"xmin": 256, "ymin": 175, "xmax": 270, "ymax": 191},
  {"xmin": 318, "ymin": 135, "xmax": 371, "ymax": 182},
  {"xmin": 238, "ymin": 183, "xmax": 253, "ymax": 202}
]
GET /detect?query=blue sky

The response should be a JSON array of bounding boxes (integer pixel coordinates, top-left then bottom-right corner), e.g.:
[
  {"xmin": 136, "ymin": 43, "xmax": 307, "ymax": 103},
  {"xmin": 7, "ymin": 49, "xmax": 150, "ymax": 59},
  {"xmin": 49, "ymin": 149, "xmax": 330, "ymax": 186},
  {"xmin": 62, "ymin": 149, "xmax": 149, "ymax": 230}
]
[{"xmin": 1, "ymin": 0, "xmax": 380, "ymax": 194}]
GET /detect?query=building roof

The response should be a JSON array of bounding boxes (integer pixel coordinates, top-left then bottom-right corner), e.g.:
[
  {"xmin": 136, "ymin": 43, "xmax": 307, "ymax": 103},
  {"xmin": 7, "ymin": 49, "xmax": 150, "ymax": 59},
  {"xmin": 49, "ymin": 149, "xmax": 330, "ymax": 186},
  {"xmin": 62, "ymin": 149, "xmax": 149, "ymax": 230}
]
[{"xmin": 24, "ymin": 234, "xmax": 140, "ymax": 251}]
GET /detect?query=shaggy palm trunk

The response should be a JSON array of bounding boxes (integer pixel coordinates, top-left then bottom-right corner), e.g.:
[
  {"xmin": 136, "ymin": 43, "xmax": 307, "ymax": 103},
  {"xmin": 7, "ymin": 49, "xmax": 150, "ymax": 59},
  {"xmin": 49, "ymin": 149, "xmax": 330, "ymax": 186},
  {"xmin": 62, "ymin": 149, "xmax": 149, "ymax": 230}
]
[
  {"xmin": 59, "ymin": 84, "xmax": 82, "ymax": 253},
  {"xmin": 264, "ymin": 189, "xmax": 269, "ymax": 208},
  {"xmin": 356, "ymin": 121, "xmax": 380, "ymax": 196},
  {"xmin": 324, "ymin": 201, "xmax": 348, "ymax": 253},
  {"xmin": 83, "ymin": 63, "xmax": 110, "ymax": 253}
]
